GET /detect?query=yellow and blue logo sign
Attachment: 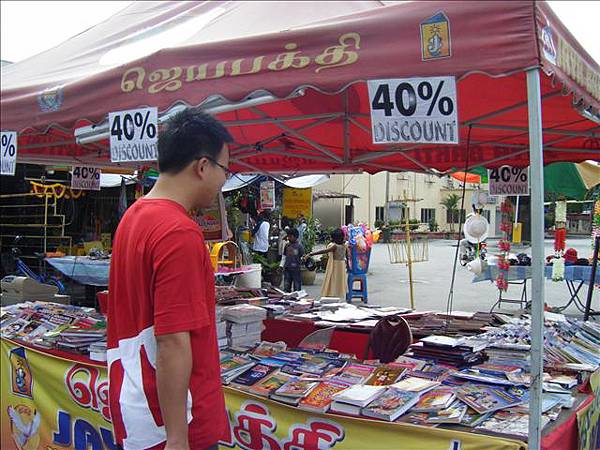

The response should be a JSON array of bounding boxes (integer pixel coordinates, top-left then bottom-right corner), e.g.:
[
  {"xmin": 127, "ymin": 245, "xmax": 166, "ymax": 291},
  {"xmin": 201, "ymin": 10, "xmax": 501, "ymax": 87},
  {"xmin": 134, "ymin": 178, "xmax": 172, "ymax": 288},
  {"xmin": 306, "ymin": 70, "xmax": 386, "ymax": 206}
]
[
  {"xmin": 420, "ymin": 12, "xmax": 451, "ymax": 61},
  {"xmin": 10, "ymin": 347, "xmax": 33, "ymax": 399}
]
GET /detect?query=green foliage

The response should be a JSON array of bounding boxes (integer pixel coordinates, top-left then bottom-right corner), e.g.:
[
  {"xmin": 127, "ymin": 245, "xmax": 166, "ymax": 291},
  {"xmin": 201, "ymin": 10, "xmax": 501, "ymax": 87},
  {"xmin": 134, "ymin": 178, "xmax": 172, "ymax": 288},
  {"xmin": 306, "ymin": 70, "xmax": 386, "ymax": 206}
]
[
  {"xmin": 408, "ymin": 218, "xmax": 420, "ymax": 231},
  {"xmin": 429, "ymin": 219, "xmax": 439, "ymax": 232},
  {"xmin": 252, "ymin": 252, "xmax": 280, "ymax": 270},
  {"xmin": 441, "ymin": 193, "xmax": 461, "ymax": 232},
  {"xmin": 374, "ymin": 220, "xmax": 385, "ymax": 229},
  {"xmin": 301, "ymin": 216, "xmax": 321, "ymax": 254},
  {"xmin": 440, "ymin": 193, "xmax": 460, "ymax": 210}
]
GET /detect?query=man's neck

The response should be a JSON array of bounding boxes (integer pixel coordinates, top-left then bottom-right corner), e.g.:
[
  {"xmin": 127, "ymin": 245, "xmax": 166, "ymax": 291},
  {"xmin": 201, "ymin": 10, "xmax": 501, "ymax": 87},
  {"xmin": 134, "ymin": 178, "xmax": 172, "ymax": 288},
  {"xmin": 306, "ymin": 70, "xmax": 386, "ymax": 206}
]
[{"xmin": 145, "ymin": 175, "xmax": 195, "ymax": 211}]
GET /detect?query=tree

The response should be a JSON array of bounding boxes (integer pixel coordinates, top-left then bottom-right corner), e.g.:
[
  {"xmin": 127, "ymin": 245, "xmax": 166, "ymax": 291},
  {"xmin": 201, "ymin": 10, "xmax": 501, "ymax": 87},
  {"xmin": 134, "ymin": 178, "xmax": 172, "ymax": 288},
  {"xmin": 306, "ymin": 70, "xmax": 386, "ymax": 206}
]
[{"xmin": 441, "ymin": 193, "xmax": 461, "ymax": 232}]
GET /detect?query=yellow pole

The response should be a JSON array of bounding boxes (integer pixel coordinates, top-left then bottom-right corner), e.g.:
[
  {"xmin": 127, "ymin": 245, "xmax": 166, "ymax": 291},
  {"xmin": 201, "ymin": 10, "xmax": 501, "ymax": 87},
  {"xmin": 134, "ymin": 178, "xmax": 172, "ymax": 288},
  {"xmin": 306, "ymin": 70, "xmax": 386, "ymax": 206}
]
[{"xmin": 404, "ymin": 190, "xmax": 415, "ymax": 309}]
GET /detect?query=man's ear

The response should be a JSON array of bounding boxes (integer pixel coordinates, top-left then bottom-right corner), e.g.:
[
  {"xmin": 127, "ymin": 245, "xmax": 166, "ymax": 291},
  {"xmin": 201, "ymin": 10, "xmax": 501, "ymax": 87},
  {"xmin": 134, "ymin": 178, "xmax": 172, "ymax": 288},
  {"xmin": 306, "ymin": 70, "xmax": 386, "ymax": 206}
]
[{"xmin": 194, "ymin": 157, "xmax": 208, "ymax": 179}]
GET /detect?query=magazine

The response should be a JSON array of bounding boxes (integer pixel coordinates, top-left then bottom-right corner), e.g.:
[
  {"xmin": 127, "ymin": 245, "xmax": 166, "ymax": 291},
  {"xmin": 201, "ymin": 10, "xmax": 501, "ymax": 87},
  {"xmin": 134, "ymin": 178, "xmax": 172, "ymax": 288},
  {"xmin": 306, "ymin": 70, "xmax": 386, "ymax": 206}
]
[
  {"xmin": 231, "ymin": 364, "xmax": 277, "ymax": 387},
  {"xmin": 365, "ymin": 366, "xmax": 406, "ymax": 386},
  {"xmin": 248, "ymin": 372, "xmax": 293, "ymax": 397},
  {"xmin": 299, "ymin": 380, "xmax": 351, "ymax": 413},
  {"xmin": 362, "ymin": 388, "xmax": 420, "ymax": 421},
  {"xmin": 427, "ymin": 401, "xmax": 468, "ymax": 424},
  {"xmin": 456, "ymin": 385, "xmax": 524, "ymax": 414},
  {"xmin": 413, "ymin": 388, "xmax": 456, "ymax": 412},
  {"xmin": 274, "ymin": 378, "xmax": 318, "ymax": 398}
]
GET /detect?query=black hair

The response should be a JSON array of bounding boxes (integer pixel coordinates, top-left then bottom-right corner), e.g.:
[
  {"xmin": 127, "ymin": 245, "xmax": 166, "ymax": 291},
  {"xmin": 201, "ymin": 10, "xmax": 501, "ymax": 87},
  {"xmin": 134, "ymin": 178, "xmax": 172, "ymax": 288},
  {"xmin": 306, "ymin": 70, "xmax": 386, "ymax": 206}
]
[
  {"xmin": 287, "ymin": 228, "xmax": 299, "ymax": 239},
  {"xmin": 158, "ymin": 107, "xmax": 233, "ymax": 174},
  {"xmin": 331, "ymin": 228, "xmax": 345, "ymax": 245}
]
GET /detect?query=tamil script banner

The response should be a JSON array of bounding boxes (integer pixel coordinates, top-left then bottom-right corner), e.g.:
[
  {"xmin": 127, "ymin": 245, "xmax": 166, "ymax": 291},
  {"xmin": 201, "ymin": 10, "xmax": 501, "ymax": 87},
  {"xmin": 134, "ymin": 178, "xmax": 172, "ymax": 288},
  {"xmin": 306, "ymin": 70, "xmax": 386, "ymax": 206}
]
[
  {"xmin": 1, "ymin": 339, "xmax": 114, "ymax": 450},
  {"xmin": 2, "ymin": 338, "xmax": 525, "ymax": 450}
]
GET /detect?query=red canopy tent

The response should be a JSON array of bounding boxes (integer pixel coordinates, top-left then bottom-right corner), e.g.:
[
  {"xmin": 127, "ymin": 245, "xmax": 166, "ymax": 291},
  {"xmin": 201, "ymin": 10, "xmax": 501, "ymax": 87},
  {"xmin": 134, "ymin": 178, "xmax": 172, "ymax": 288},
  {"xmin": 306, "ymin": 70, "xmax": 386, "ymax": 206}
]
[
  {"xmin": 1, "ymin": 1, "xmax": 599, "ymax": 447},
  {"xmin": 1, "ymin": 1, "xmax": 598, "ymax": 172}
]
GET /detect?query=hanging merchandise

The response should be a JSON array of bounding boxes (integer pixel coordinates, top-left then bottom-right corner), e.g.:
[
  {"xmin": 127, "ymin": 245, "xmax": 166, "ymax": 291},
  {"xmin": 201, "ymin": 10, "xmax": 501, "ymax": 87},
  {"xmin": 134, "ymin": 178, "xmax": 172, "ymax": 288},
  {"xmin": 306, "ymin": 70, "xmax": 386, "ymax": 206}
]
[
  {"xmin": 496, "ymin": 200, "xmax": 513, "ymax": 292},
  {"xmin": 29, "ymin": 181, "xmax": 84, "ymax": 200},
  {"xmin": 592, "ymin": 200, "xmax": 600, "ymax": 249},
  {"xmin": 551, "ymin": 199, "xmax": 567, "ymax": 281}
]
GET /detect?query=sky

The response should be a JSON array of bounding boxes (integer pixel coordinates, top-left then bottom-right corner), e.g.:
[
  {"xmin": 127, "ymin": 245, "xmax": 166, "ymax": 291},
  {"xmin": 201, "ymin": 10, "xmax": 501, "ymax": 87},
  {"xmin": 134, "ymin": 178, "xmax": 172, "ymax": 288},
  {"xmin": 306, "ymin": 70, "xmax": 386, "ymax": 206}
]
[{"xmin": 1, "ymin": 1, "xmax": 599, "ymax": 64}]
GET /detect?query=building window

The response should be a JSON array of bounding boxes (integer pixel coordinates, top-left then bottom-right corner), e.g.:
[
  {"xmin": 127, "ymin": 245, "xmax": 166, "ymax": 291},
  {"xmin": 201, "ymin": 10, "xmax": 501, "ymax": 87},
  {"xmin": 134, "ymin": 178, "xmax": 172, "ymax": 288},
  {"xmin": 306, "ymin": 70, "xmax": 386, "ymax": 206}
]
[
  {"xmin": 421, "ymin": 208, "xmax": 436, "ymax": 224},
  {"xmin": 447, "ymin": 209, "xmax": 466, "ymax": 224},
  {"xmin": 375, "ymin": 206, "xmax": 384, "ymax": 223},
  {"xmin": 481, "ymin": 210, "xmax": 491, "ymax": 222}
]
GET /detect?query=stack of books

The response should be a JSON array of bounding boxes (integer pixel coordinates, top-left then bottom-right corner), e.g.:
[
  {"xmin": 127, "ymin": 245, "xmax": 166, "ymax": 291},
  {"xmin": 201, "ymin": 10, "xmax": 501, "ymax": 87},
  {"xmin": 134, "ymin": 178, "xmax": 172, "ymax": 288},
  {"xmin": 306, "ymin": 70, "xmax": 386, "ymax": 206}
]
[
  {"xmin": 409, "ymin": 335, "xmax": 485, "ymax": 367},
  {"xmin": 1, "ymin": 302, "xmax": 106, "ymax": 355},
  {"xmin": 221, "ymin": 305, "xmax": 267, "ymax": 347}
]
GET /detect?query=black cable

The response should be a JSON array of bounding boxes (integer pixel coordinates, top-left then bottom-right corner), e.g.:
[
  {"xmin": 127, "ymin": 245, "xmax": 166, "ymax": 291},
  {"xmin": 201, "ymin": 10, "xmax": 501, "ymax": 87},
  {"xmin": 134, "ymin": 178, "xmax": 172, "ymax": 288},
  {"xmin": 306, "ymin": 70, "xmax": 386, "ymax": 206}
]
[{"xmin": 445, "ymin": 125, "xmax": 473, "ymax": 331}]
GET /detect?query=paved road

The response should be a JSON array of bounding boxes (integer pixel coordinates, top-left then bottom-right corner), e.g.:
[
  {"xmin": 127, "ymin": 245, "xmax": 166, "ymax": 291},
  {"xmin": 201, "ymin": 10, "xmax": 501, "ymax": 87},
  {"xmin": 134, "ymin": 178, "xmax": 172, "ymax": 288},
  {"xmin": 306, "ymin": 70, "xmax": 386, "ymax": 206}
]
[{"xmin": 303, "ymin": 238, "xmax": 599, "ymax": 317}]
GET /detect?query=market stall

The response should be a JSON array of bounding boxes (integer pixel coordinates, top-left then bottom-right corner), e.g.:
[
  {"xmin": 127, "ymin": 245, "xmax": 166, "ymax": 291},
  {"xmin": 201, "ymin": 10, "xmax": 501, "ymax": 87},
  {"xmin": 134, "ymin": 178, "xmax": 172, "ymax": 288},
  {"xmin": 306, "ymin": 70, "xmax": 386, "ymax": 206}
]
[
  {"xmin": 1, "ymin": 300, "xmax": 599, "ymax": 450},
  {"xmin": 2, "ymin": 1, "xmax": 599, "ymax": 449}
]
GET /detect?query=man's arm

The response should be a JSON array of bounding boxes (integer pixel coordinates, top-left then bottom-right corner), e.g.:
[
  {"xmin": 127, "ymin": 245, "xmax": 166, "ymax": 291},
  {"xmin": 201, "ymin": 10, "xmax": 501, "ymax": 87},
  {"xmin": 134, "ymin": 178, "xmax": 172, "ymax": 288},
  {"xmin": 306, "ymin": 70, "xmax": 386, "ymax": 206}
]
[{"xmin": 156, "ymin": 331, "xmax": 193, "ymax": 450}]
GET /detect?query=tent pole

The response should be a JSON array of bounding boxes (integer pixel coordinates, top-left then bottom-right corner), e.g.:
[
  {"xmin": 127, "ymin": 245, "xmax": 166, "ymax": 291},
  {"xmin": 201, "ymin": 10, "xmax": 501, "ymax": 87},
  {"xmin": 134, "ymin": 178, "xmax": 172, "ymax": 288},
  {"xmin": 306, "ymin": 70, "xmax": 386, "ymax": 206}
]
[
  {"xmin": 526, "ymin": 67, "xmax": 545, "ymax": 450},
  {"xmin": 344, "ymin": 90, "xmax": 350, "ymax": 164}
]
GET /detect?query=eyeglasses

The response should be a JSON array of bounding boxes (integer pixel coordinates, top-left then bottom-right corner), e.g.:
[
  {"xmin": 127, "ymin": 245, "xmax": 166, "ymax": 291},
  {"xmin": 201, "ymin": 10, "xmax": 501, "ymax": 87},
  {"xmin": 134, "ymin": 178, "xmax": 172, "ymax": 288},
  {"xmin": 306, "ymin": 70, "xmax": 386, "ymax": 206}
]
[{"xmin": 202, "ymin": 156, "xmax": 235, "ymax": 180}]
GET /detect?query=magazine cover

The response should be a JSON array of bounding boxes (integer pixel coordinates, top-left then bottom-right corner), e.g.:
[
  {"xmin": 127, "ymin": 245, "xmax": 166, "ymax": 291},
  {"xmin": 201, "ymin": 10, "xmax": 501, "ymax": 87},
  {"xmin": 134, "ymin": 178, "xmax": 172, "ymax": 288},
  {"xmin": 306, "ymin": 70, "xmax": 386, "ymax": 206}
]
[
  {"xmin": 365, "ymin": 366, "xmax": 406, "ymax": 386},
  {"xmin": 413, "ymin": 387, "xmax": 456, "ymax": 412},
  {"xmin": 427, "ymin": 401, "xmax": 468, "ymax": 424},
  {"xmin": 362, "ymin": 388, "xmax": 420, "ymax": 421},
  {"xmin": 299, "ymin": 380, "xmax": 351, "ymax": 412},
  {"xmin": 249, "ymin": 372, "xmax": 293, "ymax": 397},
  {"xmin": 231, "ymin": 364, "xmax": 277, "ymax": 387},
  {"xmin": 274, "ymin": 378, "xmax": 318, "ymax": 398},
  {"xmin": 456, "ymin": 385, "xmax": 523, "ymax": 414}
]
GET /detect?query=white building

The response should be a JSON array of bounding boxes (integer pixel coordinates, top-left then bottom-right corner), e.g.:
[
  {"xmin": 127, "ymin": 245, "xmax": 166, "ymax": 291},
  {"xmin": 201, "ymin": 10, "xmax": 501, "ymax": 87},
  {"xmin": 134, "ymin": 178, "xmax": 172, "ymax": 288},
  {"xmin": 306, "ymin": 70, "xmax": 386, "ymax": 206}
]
[{"xmin": 313, "ymin": 172, "xmax": 499, "ymax": 235}]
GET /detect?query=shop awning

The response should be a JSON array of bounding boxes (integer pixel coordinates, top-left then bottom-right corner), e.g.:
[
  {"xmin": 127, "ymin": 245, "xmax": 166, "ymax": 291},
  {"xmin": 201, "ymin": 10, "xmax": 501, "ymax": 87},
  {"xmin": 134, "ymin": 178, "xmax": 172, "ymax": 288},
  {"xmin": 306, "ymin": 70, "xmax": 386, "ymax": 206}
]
[
  {"xmin": 1, "ymin": 1, "xmax": 598, "ymax": 173},
  {"xmin": 544, "ymin": 161, "xmax": 600, "ymax": 200}
]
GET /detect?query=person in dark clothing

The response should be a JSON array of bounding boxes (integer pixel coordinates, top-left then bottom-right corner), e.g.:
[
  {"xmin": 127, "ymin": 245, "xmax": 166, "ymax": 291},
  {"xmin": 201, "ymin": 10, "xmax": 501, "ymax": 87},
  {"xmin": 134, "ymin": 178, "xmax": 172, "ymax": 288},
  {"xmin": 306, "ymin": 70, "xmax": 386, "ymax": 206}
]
[{"xmin": 283, "ymin": 228, "xmax": 304, "ymax": 292}]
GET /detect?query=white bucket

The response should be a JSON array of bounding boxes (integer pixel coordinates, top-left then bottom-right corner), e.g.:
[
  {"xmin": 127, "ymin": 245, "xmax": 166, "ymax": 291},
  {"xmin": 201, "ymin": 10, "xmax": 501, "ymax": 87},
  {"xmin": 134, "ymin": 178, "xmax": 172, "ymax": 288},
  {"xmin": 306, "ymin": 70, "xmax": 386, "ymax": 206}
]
[{"xmin": 235, "ymin": 264, "xmax": 262, "ymax": 289}]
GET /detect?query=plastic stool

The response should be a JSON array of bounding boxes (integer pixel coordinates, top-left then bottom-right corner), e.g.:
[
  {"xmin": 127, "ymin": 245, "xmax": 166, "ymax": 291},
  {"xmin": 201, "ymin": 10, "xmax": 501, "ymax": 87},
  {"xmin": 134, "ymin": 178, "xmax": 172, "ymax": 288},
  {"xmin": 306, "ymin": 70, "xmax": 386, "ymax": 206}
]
[{"xmin": 346, "ymin": 272, "xmax": 368, "ymax": 303}]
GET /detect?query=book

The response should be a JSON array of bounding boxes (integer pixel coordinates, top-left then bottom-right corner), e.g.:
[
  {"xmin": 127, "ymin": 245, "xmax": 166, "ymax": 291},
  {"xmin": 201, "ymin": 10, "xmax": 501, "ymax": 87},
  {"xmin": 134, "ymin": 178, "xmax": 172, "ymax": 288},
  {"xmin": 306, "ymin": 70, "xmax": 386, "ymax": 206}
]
[
  {"xmin": 451, "ymin": 369, "xmax": 515, "ymax": 386},
  {"xmin": 274, "ymin": 378, "xmax": 318, "ymax": 398},
  {"xmin": 396, "ymin": 411, "xmax": 432, "ymax": 426},
  {"xmin": 548, "ymin": 375, "xmax": 578, "ymax": 388},
  {"xmin": 365, "ymin": 366, "xmax": 406, "ymax": 386},
  {"xmin": 413, "ymin": 388, "xmax": 456, "ymax": 412},
  {"xmin": 269, "ymin": 394, "xmax": 302, "ymax": 406},
  {"xmin": 231, "ymin": 364, "xmax": 277, "ymax": 387},
  {"xmin": 220, "ymin": 356, "xmax": 255, "ymax": 383},
  {"xmin": 329, "ymin": 401, "xmax": 363, "ymax": 416},
  {"xmin": 459, "ymin": 407, "xmax": 492, "ymax": 427},
  {"xmin": 270, "ymin": 351, "xmax": 306, "ymax": 364},
  {"xmin": 391, "ymin": 377, "xmax": 441, "ymax": 394},
  {"xmin": 296, "ymin": 357, "xmax": 334, "ymax": 377},
  {"xmin": 471, "ymin": 363, "xmax": 522, "ymax": 377},
  {"xmin": 362, "ymin": 388, "xmax": 421, "ymax": 422},
  {"xmin": 248, "ymin": 372, "xmax": 293, "ymax": 397},
  {"xmin": 420, "ymin": 335, "xmax": 465, "ymax": 347},
  {"xmin": 426, "ymin": 400, "xmax": 468, "ymax": 424},
  {"xmin": 456, "ymin": 385, "xmax": 524, "ymax": 414},
  {"xmin": 336, "ymin": 363, "xmax": 377, "ymax": 384},
  {"xmin": 252, "ymin": 341, "xmax": 287, "ymax": 358},
  {"xmin": 298, "ymin": 379, "xmax": 351, "ymax": 413},
  {"xmin": 332, "ymin": 384, "xmax": 386, "ymax": 407},
  {"xmin": 1, "ymin": 318, "xmax": 31, "ymax": 338}
]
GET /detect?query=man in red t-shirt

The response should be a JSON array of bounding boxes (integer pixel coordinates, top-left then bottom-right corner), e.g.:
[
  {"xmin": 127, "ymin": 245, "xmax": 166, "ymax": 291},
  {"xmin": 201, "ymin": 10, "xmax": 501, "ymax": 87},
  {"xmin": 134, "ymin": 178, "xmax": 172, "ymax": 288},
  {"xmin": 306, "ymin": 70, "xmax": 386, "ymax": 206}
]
[{"xmin": 107, "ymin": 108, "xmax": 233, "ymax": 450}]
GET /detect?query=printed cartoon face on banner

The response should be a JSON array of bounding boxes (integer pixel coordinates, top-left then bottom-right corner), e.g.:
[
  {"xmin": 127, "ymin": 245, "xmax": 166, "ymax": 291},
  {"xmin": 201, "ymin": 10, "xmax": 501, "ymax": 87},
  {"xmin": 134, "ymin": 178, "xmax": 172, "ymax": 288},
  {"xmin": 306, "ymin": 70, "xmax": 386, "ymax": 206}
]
[
  {"xmin": 10, "ymin": 347, "xmax": 33, "ymax": 399},
  {"xmin": 7, "ymin": 404, "xmax": 41, "ymax": 450},
  {"xmin": 420, "ymin": 12, "xmax": 451, "ymax": 60}
]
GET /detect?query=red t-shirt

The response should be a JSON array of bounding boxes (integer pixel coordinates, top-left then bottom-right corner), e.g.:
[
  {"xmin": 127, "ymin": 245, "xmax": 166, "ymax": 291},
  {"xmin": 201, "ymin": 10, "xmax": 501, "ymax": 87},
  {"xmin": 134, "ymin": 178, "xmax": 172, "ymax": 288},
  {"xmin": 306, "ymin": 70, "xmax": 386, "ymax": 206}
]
[{"xmin": 107, "ymin": 198, "xmax": 226, "ymax": 450}]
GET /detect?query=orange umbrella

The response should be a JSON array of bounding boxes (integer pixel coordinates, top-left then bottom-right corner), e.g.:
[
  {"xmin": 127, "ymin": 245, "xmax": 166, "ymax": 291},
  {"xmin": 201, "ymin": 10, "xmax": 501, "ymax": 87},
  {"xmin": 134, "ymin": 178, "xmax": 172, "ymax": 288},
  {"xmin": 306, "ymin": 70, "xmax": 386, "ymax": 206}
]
[{"xmin": 451, "ymin": 171, "xmax": 482, "ymax": 184}]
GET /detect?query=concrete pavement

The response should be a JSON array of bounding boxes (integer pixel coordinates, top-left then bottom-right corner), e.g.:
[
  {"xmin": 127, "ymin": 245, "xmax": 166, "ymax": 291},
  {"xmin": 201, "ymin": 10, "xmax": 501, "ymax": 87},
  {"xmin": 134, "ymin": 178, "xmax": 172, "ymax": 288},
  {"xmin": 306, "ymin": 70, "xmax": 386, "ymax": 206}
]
[{"xmin": 303, "ymin": 238, "xmax": 599, "ymax": 317}]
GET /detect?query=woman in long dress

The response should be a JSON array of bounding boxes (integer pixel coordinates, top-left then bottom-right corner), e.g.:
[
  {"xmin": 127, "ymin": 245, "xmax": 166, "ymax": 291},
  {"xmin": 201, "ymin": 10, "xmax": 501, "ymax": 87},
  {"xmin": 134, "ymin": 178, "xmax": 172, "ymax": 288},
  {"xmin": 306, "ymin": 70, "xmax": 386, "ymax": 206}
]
[{"xmin": 306, "ymin": 228, "xmax": 347, "ymax": 300}]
